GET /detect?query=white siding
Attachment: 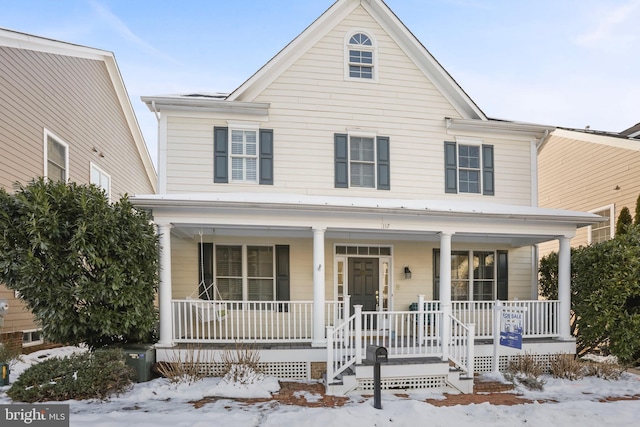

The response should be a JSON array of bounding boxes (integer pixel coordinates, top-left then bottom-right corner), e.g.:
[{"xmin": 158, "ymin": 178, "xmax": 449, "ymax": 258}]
[{"xmin": 163, "ymin": 5, "xmax": 533, "ymax": 206}]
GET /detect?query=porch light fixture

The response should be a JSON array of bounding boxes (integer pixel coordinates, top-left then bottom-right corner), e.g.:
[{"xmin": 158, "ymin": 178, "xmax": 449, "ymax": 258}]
[{"xmin": 403, "ymin": 266, "xmax": 412, "ymax": 279}]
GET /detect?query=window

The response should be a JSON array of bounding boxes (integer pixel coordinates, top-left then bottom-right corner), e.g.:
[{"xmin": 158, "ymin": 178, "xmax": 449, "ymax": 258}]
[
  {"xmin": 45, "ymin": 131, "xmax": 68, "ymax": 182},
  {"xmin": 213, "ymin": 127, "xmax": 273, "ymax": 185},
  {"xmin": 458, "ymin": 145, "xmax": 480, "ymax": 193},
  {"xmin": 589, "ymin": 205, "xmax": 614, "ymax": 244},
  {"xmin": 23, "ymin": 329, "xmax": 43, "ymax": 347},
  {"xmin": 335, "ymin": 134, "xmax": 390, "ymax": 190},
  {"xmin": 90, "ymin": 163, "xmax": 111, "ymax": 201},
  {"xmin": 350, "ymin": 136, "xmax": 375, "ymax": 187},
  {"xmin": 231, "ymin": 129, "xmax": 257, "ymax": 182},
  {"xmin": 434, "ymin": 250, "xmax": 505, "ymax": 301},
  {"xmin": 214, "ymin": 245, "xmax": 275, "ymax": 301},
  {"xmin": 444, "ymin": 141, "xmax": 494, "ymax": 195},
  {"xmin": 215, "ymin": 245, "xmax": 244, "ymax": 300},
  {"xmin": 346, "ymin": 32, "xmax": 375, "ymax": 80}
]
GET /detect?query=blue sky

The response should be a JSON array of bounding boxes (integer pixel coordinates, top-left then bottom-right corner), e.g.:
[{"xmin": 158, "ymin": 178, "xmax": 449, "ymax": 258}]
[{"xmin": 1, "ymin": 0, "xmax": 639, "ymax": 168}]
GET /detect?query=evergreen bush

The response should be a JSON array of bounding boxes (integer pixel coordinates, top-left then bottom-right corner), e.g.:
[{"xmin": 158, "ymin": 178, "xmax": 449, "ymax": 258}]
[{"xmin": 7, "ymin": 349, "xmax": 134, "ymax": 402}]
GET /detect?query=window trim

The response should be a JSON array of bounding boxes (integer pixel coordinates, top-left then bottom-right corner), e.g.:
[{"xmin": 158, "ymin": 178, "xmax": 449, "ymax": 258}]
[
  {"xmin": 348, "ymin": 131, "xmax": 377, "ymax": 189},
  {"xmin": 22, "ymin": 328, "xmax": 44, "ymax": 347},
  {"xmin": 214, "ymin": 243, "xmax": 276, "ymax": 301},
  {"xmin": 44, "ymin": 129, "xmax": 69, "ymax": 182},
  {"xmin": 228, "ymin": 124, "xmax": 259, "ymax": 184},
  {"xmin": 434, "ymin": 249, "xmax": 497, "ymax": 301},
  {"xmin": 588, "ymin": 204, "xmax": 615, "ymax": 244},
  {"xmin": 344, "ymin": 30, "xmax": 378, "ymax": 82},
  {"xmin": 444, "ymin": 139, "xmax": 494, "ymax": 196},
  {"xmin": 457, "ymin": 143, "xmax": 482, "ymax": 194},
  {"xmin": 90, "ymin": 162, "xmax": 111, "ymax": 202}
]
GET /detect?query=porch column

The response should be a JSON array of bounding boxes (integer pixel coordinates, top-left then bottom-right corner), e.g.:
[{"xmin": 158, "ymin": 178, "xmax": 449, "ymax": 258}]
[
  {"xmin": 558, "ymin": 236, "xmax": 572, "ymax": 341},
  {"xmin": 312, "ymin": 227, "xmax": 326, "ymax": 347},
  {"xmin": 439, "ymin": 232, "xmax": 453, "ymax": 360},
  {"xmin": 157, "ymin": 222, "xmax": 173, "ymax": 346}
]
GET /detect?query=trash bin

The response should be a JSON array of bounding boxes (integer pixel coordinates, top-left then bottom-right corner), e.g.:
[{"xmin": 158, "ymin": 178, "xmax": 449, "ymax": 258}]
[
  {"xmin": 121, "ymin": 344, "xmax": 155, "ymax": 383},
  {"xmin": 1, "ymin": 362, "xmax": 9, "ymax": 386}
]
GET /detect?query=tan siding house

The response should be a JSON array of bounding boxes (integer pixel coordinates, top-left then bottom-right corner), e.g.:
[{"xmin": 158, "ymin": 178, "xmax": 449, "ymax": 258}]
[
  {"xmin": 538, "ymin": 127, "xmax": 640, "ymax": 256},
  {"xmin": 0, "ymin": 28, "xmax": 156, "ymax": 351},
  {"xmin": 134, "ymin": 0, "xmax": 598, "ymax": 393}
]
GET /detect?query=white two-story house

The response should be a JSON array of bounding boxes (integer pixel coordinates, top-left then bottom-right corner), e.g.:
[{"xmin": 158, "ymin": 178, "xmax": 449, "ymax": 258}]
[{"xmin": 133, "ymin": 0, "xmax": 598, "ymax": 394}]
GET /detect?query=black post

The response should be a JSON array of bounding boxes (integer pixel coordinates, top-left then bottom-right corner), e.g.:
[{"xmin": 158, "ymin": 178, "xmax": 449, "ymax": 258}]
[{"xmin": 373, "ymin": 361, "xmax": 382, "ymax": 409}]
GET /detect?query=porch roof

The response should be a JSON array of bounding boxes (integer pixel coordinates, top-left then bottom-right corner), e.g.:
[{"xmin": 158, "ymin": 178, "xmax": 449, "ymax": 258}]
[
  {"xmin": 132, "ymin": 193, "xmax": 600, "ymax": 246},
  {"xmin": 132, "ymin": 192, "xmax": 600, "ymax": 226}
]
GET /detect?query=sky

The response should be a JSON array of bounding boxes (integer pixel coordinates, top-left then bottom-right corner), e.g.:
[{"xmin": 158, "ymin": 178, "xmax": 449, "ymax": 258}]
[
  {"xmin": 1, "ymin": 0, "xmax": 639, "ymax": 170},
  {"xmin": 1, "ymin": 346, "xmax": 640, "ymax": 426}
]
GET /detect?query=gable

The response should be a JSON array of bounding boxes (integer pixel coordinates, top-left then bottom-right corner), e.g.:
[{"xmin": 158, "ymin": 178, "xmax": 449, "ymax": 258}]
[{"xmin": 228, "ymin": 0, "xmax": 485, "ymax": 121}]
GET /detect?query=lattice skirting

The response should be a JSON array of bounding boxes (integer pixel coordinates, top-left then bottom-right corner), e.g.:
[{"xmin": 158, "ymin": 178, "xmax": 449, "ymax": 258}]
[
  {"xmin": 197, "ymin": 361, "xmax": 309, "ymax": 380},
  {"xmin": 474, "ymin": 353, "xmax": 556, "ymax": 373},
  {"xmin": 358, "ymin": 375, "xmax": 448, "ymax": 391}
]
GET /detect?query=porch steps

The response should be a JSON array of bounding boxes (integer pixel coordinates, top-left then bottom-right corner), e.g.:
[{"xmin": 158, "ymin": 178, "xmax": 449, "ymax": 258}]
[{"xmin": 326, "ymin": 357, "xmax": 473, "ymax": 395}]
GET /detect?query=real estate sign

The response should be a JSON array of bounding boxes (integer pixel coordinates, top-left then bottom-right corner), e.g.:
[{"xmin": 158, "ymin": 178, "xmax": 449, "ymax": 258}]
[{"xmin": 499, "ymin": 309, "xmax": 524, "ymax": 350}]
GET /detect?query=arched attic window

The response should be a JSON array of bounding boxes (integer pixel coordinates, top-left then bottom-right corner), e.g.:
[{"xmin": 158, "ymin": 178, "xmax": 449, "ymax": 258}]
[{"xmin": 346, "ymin": 32, "xmax": 375, "ymax": 80}]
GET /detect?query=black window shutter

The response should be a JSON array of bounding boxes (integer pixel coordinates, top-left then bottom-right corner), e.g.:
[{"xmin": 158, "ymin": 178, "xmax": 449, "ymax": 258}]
[
  {"xmin": 276, "ymin": 245, "xmax": 290, "ymax": 312},
  {"xmin": 259, "ymin": 129, "xmax": 274, "ymax": 185},
  {"xmin": 213, "ymin": 127, "xmax": 228, "ymax": 183},
  {"xmin": 497, "ymin": 250, "xmax": 508, "ymax": 300},
  {"xmin": 377, "ymin": 136, "xmax": 390, "ymax": 190},
  {"xmin": 444, "ymin": 141, "xmax": 457, "ymax": 193},
  {"xmin": 482, "ymin": 144, "xmax": 494, "ymax": 196},
  {"xmin": 198, "ymin": 243, "xmax": 214, "ymax": 300},
  {"xmin": 334, "ymin": 133, "xmax": 349, "ymax": 188}
]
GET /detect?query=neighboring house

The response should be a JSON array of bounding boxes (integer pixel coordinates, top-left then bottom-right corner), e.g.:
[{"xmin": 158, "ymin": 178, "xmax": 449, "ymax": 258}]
[
  {"xmin": 538, "ymin": 125, "xmax": 640, "ymax": 256},
  {"xmin": 0, "ymin": 28, "xmax": 157, "ymax": 353},
  {"xmin": 133, "ymin": 0, "xmax": 598, "ymax": 394}
]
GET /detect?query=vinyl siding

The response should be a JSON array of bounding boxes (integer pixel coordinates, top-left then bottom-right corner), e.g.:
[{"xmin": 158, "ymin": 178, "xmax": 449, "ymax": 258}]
[
  {"xmin": 171, "ymin": 236, "xmax": 534, "ymax": 305},
  {"xmin": 0, "ymin": 45, "xmax": 155, "ymax": 334},
  {"xmin": 0, "ymin": 46, "xmax": 154, "ymax": 196},
  {"xmin": 538, "ymin": 132, "xmax": 640, "ymax": 256},
  {"xmin": 162, "ymin": 5, "xmax": 533, "ymax": 205}
]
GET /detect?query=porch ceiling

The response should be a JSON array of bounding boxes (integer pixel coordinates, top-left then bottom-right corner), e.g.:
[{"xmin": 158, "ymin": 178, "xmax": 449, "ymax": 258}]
[
  {"xmin": 133, "ymin": 192, "xmax": 600, "ymax": 247},
  {"xmin": 170, "ymin": 223, "xmax": 560, "ymax": 247}
]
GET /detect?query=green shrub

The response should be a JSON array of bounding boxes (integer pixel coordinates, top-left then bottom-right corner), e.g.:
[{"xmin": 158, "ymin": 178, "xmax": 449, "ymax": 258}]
[{"xmin": 7, "ymin": 349, "xmax": 134, "ymax": 402}]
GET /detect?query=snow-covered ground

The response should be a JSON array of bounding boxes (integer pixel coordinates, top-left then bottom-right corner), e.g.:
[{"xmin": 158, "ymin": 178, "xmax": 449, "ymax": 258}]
[{"xmin": 1, "ymin": 346, "xmax": 639, "ymax": 427}]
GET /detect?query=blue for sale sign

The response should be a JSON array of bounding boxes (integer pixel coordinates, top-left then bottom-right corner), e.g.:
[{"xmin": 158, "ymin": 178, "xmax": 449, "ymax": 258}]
[{"xmin": 499, "ymin": 309, "xmax": 523, "ymax": 350}]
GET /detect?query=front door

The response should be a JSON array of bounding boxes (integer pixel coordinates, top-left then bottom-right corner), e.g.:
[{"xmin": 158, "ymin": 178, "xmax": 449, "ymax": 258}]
[{"xmin": 349, "ymin": 258, "xmax": 379, "ymax": 327}]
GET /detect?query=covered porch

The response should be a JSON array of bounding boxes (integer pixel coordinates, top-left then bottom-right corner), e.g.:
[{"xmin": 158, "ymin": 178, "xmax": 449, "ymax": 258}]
[{"xmin": 131, "ymin": 193, "xmax": 599, "ymax": 386}]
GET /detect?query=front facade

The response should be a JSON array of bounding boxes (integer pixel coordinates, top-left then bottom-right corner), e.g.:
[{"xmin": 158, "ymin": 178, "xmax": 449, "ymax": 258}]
[
  {"xmin": 539, "ymin": 126, "xmax": 640, "ymax": 256},
  {"xmin": 134, "ymin": 0, "xmax": 598, "ymax": 392},
  {"xmin": 0, "ymin": 28, "xmax": 156, "ymax": 352}
]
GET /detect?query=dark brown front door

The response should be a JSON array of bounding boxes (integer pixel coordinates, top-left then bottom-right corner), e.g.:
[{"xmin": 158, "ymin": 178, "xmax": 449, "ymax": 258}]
[{"xmin": 349, "ymin": 258, "xmax": 379, "ymax": 327}]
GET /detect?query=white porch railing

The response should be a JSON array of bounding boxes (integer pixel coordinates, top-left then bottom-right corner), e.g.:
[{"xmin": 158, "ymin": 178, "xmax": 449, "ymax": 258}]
[
  {"xmin": 327, "ymin": 305, "xmax": 459, "ymax": 384},
  {"xmin": 451, "ymin": 300, "xmax": 559, "ymax": 338},
  {"xmin": 172, "ymin": 299, "xmax": 559, "ymax": 344},
  {"xmin": 172, "ymin": 300, "xmax": 347, "ymax": 343}
]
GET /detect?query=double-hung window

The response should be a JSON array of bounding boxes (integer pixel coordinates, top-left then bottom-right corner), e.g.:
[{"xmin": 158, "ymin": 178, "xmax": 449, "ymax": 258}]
[
  {"xmin": 444, "ymin": 140, "xmax": 494, "ymax": 195},
  {"xmin": 588, "ymin": 205, "xmax": 614, "ymax": 244},
  {"xmin": 90, "ymin": 162, "xmax": 111, "ymax": 201},
  {"xmin": 434, "ymin": 250, "xmax": 508, "ymax": 301},
  {"xmin": 346, "ymin": 32, "xmax": 375, "ymax": 80},
  {"xmin": 214, "ymin": 126, "xmax": 274, "ymax": 185},
  {"xmin": 45, "ymin": 131, "xmax": 68, "ymax": 182},
  {"xmin": 231, "ymin": 129, "xmax": 258, "ymax": 182},
  {"xmin": 334, "ymin": 133, "xmax": 390, "ymax": 190},
  {"xmin": 214, "ymin": 245, "xmax": 275, "ymax": 301}
]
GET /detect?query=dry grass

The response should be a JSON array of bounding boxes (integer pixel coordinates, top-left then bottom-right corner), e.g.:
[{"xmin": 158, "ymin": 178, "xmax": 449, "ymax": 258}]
[
  {"xmin": 219, "ymin": 343, "xmax": 262, "ymax": 384},
  {"xmin": 155, "ymin": 345, "xmax": 210, "ymax": 385},
  {"xmin": 505, "ymin": 352, "xmax": 546, "ymax": 390}
]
